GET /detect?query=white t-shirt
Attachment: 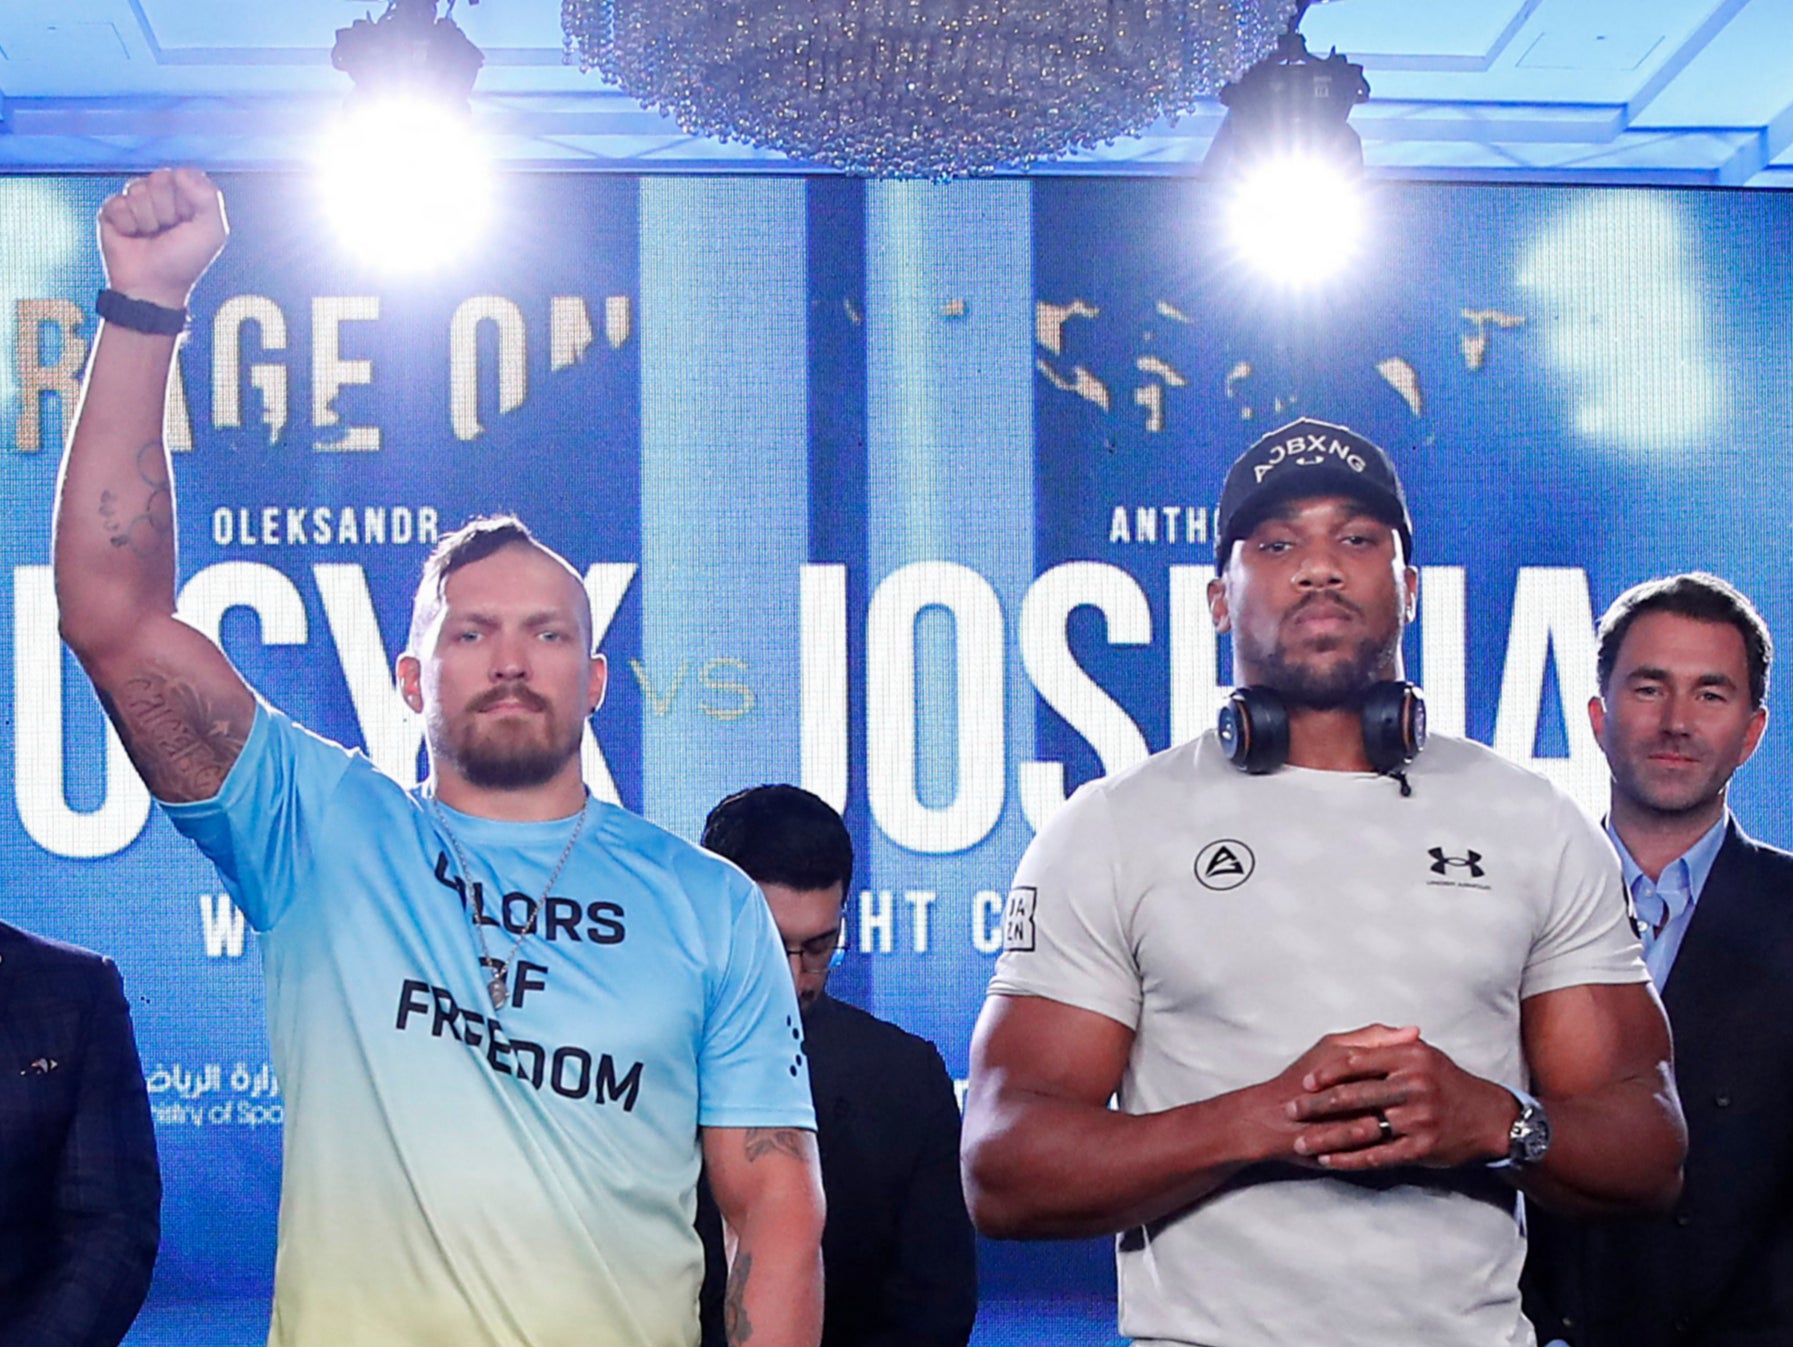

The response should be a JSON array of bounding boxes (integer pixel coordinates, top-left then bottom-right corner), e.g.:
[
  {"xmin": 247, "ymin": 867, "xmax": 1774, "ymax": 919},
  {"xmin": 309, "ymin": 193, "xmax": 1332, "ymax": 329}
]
[{"xmin": 987, "ymin": 731, "xmax": 1646, "ymax": 1347}]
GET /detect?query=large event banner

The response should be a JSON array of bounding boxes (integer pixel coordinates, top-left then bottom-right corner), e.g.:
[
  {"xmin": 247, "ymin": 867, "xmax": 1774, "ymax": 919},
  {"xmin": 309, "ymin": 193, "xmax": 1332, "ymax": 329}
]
[{"xmin": 3, "ymin": 172, "xmax": 1793, "ymax": 1308}]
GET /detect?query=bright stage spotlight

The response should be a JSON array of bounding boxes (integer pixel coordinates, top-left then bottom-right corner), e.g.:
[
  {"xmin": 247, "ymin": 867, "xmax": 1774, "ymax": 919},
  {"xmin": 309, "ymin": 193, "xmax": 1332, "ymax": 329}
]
[
  {"xmin": 321, "ymin": 0, "xmax": 489, "ymax": 271},
  {"xmin": 1207, "ymin": 3, "xmax": 1370, "ymax": 287},
  {"xmin": 1223, "ymin": 154, "xmax": 1366, "ymax": 286},
  {"xmin": 317, "ymin": 100, "xmax": 493, "ymax": 273}
]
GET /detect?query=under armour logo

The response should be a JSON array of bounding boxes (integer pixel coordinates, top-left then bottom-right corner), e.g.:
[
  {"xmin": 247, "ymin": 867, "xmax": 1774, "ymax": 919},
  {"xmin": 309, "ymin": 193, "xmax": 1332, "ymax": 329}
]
[{"xmin": 1428, "ymin": 847, "xmax": 1484, "ymax": 878}]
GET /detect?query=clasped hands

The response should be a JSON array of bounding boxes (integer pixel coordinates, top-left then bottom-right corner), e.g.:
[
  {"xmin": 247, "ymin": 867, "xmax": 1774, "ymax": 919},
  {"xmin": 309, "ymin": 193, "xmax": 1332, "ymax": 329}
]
[{"xmin": 1261, "ymin": 1024, "xmax": 1517, "ymax": 1172}]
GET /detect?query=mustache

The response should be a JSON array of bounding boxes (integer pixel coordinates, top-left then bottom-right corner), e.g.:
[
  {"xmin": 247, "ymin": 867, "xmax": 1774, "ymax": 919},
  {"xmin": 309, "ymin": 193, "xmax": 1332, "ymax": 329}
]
[
  {"xmin": 1288, "ymin": 593, "xmax": 1363, "ymax": 621},
  {"xmin": 468, "ymin": 683, "xmax": 550, "ymax": 714}
]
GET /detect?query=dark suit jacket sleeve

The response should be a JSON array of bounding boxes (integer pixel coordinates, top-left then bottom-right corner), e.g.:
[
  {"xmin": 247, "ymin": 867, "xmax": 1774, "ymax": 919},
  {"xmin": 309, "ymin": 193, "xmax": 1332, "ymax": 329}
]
[
  {"xmin": 0, "ymin": 957, "xmax": 161, "ymax": 1347},
  {"xmin": 1523, "ymin": 825, "xmax": 1793, "ymax": 1347},
  {"xmin": 858, "ymin": 1039, "xmax": 977, "ymax": 1347}
]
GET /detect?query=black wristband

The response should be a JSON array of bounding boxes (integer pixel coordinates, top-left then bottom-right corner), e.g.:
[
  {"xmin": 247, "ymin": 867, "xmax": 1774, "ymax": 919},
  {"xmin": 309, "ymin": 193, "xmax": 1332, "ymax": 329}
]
[{"xmin": 95, "ymin": 288, "xmax": 188, "ymax": 335}]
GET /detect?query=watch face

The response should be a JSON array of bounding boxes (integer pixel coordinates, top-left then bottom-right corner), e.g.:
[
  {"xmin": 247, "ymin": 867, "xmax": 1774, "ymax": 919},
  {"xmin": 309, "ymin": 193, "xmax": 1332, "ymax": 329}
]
[{"xmin": 1514, "ymin": 1102, "xmax": 1551, "ymax": 1166}]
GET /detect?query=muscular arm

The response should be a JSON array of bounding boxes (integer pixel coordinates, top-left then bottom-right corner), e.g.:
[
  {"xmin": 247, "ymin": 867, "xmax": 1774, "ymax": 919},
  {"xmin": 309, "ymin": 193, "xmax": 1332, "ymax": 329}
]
[
  {"xmin": 1288, "ymin": 982, "xmax": 1684, "ymax": 1215},
  {"xmin": 959, "ymin": 993, "xmax": 1414, "ymax": 1239},
  {"xmin": 54, "ymin": 168, "xmax": 251, "ymax": 802},
  {"xmin": 1517, "ymin": 980, "xmax": 1684, "ymax": 1215},
  {"xmin": 700, "ymin": 1126, "xmax": 825, "ymax": 1347}
]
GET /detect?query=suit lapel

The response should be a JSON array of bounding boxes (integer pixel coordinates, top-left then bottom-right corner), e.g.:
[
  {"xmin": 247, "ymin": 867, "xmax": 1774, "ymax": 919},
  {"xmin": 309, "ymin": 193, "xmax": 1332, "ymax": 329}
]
[
  {"xmin": 801, "ymin": 995, "xmax": 850, "ymax": 1132},
  {"xmin": 0, "ymin": 923, "xmax": 25, "ymax": 1022},
  {"xmin": 1661, "ymin": 823, "xmax": 1756, "ymax": 1035}
]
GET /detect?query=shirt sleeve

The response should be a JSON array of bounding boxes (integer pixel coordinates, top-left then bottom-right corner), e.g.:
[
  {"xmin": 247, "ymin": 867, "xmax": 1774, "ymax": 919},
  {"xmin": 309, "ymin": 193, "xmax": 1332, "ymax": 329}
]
[
  {"xmin": 985, "ymin": 781, "xmax": 1142, "ymax": 1030},
  {"xmin": 1522, "ymin": 788, "xmax": 1649, "ymax": 999},
  {"xmin": 158, "ymin": 704, "xmax": 356, "ymax": 933},
  {"xmin": 696, "ymin": 876, "xmax": 816, "ymax": 1130}
]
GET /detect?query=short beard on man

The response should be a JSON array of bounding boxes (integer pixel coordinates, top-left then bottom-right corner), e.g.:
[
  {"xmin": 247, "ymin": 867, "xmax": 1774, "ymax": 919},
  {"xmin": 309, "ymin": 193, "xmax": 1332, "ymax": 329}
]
[
  {"xmin": 428, "ymin": 689, "xmax": 585, "ymax": 791},
  {"xmin": 1248, "ymin": 624, "xmax": 1401, "ymax": 711}
]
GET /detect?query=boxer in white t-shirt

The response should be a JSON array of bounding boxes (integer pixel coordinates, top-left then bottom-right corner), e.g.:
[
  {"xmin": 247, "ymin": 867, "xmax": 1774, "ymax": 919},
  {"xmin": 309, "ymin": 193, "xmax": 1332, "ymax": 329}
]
[{"xmin": 961, "ymin": 417, "xmax": 1687, "ymax": 1347}]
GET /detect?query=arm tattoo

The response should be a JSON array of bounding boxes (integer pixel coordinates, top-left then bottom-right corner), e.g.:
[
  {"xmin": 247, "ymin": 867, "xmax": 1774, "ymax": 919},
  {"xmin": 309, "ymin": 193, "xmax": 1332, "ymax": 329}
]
[
  {"xmin": 743, "ymin": 1128, "xmax": 807, "ymax": 1164},
  {"xmin": 724, "ymin": 1251, "xmax": 753, "ymax": 1345},
  {"xmin": 97, "ymin": 443, "xmax": 173, "ymax": 560},
  {"xmin": 98, "ymin": 671, "xmax": 250, "ymax": 803}
]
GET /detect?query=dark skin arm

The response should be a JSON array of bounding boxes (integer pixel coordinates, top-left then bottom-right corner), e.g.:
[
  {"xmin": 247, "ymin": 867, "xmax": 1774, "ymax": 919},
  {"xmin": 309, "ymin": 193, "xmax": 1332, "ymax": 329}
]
[
  {"xmin": 1286, "ymin": 981, "xmax": 1685, "ymax": 1214},
  {"xmin": 54, "ymin": 168, "xmax": 253, "ymax": 803},
  {"xmin": 964, "ymin": 981, "xmax": 1681, "ymax": 1239},
  {"xmin": 959, "ymin": 993, "xmax": 1417, "ymax": 1239}
]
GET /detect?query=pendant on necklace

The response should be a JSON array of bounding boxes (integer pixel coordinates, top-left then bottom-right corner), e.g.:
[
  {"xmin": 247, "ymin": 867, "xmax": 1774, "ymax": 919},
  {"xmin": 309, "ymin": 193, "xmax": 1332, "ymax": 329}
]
[{"xmin": 481, "ymin": 956, "xmax": 510, "ymax": 1011}]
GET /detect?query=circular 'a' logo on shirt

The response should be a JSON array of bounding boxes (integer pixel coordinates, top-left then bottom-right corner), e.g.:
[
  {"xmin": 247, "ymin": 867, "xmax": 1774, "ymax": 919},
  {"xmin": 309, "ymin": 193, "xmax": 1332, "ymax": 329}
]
[{"xmin": 1194, "ymin": 839, "xmax": 1255, "ymax": 891}]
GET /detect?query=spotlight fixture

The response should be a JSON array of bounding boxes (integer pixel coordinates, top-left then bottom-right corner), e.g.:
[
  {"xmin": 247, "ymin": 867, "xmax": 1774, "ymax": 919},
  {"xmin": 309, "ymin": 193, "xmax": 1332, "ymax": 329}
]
[
  {"xmin": 332, "ymin": 0, "xmax": 486, "ymax": 111},
  {"xmin": 322, "ymin": 0, "xmax": 492, "ymax": 271},
  {"xmin": 1206, "ymin": 12, "xmax": 1370, "ymax": 179},
  {"xmin": 1206, "ymin": 1, "xmax": 1372, "ymax": 285}
]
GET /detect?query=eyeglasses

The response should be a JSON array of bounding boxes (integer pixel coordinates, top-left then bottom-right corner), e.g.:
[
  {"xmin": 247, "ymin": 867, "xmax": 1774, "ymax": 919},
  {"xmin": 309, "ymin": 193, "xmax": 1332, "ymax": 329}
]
[{"xmin": 784, "ymin": 924, "xmax": 846, "ymax": 973}]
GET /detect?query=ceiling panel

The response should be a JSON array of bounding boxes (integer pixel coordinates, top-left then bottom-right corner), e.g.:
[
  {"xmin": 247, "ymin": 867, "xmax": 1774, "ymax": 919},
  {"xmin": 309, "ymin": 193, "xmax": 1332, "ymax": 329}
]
[
  {"xmin": 133, "ymin": 0, "xmax": 329, "ymax": 51},
  {"xmin": 1, "ymin": 0, "xmax": 1790, "ymax": 185},
  {"xmin": 1301, "ymin": 0, "xmax": 1539, "ymax": 67},
  {"xmin": 1514, "ymin": 30, "xmax": 1666, "ymax": 72},
  {"xmin": 1633, "ymin": 0, "xmax": 1793, "ymax": 126},
  {"xmin": 0, "ymin": 19, "xmax": 134, "ymax": 67},
  {"xmin": 1337, "ymin": 0, "xmax": 1744, "ymax": 104}
]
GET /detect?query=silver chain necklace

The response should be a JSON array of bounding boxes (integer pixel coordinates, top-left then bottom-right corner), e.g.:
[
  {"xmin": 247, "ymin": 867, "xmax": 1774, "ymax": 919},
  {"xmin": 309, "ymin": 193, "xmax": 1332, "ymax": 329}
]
[{"xmin": 428, "ymin": 795, "xmax": 589, "ymax": 1011}]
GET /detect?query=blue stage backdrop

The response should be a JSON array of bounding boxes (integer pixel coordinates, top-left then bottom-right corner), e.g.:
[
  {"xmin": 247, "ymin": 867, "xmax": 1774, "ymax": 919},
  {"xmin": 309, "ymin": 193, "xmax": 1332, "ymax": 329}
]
[{"xmin": 3, "ymin": 172, "xmax": 1791, "ymax": 1335}]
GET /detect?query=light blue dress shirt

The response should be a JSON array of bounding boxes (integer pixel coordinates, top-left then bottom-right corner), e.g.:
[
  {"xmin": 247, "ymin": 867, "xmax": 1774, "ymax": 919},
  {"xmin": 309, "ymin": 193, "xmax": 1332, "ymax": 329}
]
[
  {"xmin": 1540, "ymin": 816, "xmax": 1731, "ymax": 1346},
  {"xmin": 1605, "ymin": 813, "xmax": 1730, "ymax": 989}
]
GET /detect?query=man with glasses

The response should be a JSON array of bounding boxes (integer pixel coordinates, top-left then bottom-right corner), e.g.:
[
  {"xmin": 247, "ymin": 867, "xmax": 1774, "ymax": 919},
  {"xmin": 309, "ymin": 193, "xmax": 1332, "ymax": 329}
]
[{"xmin": 700, "ymin": 786, "xmax": 978, "ymax": 1347}]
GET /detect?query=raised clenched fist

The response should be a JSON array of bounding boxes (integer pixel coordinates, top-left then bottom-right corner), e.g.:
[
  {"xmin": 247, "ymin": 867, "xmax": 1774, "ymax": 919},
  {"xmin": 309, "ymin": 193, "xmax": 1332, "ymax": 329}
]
[{"xmin": 97, "ymin": 167, "xmax": 229, "ymax": 311}]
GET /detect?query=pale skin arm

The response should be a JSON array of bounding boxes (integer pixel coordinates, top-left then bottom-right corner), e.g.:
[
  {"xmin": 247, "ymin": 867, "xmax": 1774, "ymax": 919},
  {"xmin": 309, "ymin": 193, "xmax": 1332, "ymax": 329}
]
[
  {"xmin": 54, "ymin": 168, "xmax": 253, "ymax": 803},
  {"xmin": 700, "ymin": 1125, "xmax": 825, "ymax": 1347},
  {"xmin": 958, "ymin": 992, "xmax": 1419, "ymax": 1239},
  {"xmin": 1285, "ymin": 980, "xmax": 1685, "ymax": 1214}
]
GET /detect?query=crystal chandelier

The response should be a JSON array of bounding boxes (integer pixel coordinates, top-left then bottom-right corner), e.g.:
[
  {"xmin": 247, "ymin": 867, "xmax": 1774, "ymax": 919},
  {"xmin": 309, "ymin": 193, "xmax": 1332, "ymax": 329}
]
[{"xmin": 562, "ymin": 0, "xmax": 1305, "ymax": 178}]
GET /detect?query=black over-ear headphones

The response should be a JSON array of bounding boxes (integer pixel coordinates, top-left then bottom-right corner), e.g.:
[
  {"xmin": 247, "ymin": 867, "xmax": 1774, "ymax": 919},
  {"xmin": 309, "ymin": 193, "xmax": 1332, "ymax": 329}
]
[{"xmin": 1216, "ymin": 681, "xmax": 1427, "ymax": 777}]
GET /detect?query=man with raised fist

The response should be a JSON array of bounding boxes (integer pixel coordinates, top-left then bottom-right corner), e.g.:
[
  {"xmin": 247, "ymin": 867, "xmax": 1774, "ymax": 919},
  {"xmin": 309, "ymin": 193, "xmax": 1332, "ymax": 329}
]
[{"xmin": 54, "ymin": 168, "xmax": 822, "ymax": 1347}]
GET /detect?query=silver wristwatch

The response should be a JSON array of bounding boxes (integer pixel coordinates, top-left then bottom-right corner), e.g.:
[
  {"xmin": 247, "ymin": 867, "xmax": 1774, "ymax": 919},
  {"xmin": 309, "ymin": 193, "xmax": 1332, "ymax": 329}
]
[{"xmin": 1488, "ymin": 1085, "xmax": 1550, "ymax": 1170}]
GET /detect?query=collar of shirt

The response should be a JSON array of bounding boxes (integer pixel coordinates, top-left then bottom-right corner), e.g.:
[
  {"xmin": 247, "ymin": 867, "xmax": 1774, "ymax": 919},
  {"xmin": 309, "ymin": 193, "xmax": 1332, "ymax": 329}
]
[
  {"xmin": 1606, "ymin": 812, "xmax": 1730, "ymax": 911},
  {"xmin": 1606, "ymin": 812, "xmax": 1730, "ymax": 985}
]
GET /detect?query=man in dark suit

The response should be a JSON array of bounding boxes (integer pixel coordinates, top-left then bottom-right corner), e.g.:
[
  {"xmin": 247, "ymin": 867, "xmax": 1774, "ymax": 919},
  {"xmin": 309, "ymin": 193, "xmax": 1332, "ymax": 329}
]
[
  {"xmin": 1526, "ymin": 571, "xmax": 1793, "ymax": 1346},
  {"xmin": 699, "ymin": 785, "xmax": 977, "ymax": 1347},
  {"xmin": 0, "ymin": 920, "xmax": 161, "ymax": 1347}
]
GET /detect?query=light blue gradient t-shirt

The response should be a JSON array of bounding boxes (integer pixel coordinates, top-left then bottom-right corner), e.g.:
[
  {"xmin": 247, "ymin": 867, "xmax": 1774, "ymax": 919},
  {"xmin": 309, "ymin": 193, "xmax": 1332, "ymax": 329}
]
[{"xmin": 165, "ymin": 706, "xmax": 814, "ymax": 1347}]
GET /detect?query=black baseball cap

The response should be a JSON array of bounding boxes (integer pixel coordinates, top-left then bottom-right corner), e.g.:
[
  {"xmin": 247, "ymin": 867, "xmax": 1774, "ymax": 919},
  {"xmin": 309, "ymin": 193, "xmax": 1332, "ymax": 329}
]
[{"xmin": 1214, "ymin": 417, "xmax": 1413, "ymax": 568}]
